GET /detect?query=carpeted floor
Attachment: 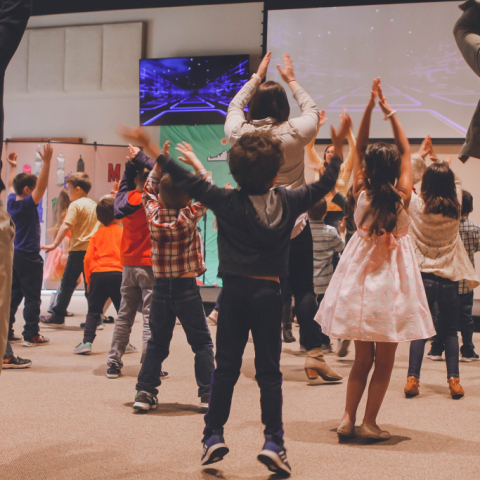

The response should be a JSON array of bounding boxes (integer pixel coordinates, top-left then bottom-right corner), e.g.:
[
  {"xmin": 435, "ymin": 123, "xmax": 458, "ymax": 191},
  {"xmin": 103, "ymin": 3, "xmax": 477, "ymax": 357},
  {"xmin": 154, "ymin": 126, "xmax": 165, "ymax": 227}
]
[{"xmin": 1, "ymin": 294, "xmax": 480, "ymax": 480}]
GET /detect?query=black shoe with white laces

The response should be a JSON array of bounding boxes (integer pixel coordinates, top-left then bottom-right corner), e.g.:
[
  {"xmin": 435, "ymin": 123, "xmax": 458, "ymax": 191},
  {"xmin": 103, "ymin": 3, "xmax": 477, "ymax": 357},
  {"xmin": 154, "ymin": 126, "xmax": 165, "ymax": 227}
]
[
  {"xmin": 460, "ymin": 352, "xmax": 480, "ymax": 362},
  {"xmin": 106, "ymin": 366, "xmax": 121, "ymax": 378}
]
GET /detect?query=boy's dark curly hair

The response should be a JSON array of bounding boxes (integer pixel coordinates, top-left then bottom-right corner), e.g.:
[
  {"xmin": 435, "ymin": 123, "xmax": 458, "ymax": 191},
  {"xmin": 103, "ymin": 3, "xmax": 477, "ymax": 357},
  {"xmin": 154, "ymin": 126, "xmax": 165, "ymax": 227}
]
[{"xmin": 228, "ymin": 131, "xmax": 284, "ymax": 192}]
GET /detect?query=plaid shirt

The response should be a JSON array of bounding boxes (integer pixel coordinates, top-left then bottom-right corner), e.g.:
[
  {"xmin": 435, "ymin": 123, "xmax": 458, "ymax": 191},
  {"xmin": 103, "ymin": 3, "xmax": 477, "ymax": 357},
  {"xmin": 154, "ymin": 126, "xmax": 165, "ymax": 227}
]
[
  {"xmin": 143, "ymin": 170, "xmax": 207, "ymax": 278},
  {"xmin": 459, "ymin": 216, "xmax": 480, "ymax": 294}
]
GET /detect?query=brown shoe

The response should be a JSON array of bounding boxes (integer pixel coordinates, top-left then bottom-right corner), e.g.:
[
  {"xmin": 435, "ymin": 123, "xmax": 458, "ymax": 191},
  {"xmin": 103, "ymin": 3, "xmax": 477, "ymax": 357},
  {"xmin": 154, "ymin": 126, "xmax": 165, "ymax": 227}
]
[
  {"xmin": 448, "ymin": 378, "xmax": 465, "ymax": 399},
  {"xmin": 404, "ymin": 376, "xmax": 420, "ymax": 398},
  {"xmin": 305, "ymin": 348, "xmax": 343, "ymax": 381}
]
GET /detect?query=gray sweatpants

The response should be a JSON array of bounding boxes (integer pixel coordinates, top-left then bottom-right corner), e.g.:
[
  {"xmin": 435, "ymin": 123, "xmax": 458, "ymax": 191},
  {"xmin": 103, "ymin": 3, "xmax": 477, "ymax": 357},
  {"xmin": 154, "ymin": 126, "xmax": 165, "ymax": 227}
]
[
  {"xmin": 454, "ymin": 3, "xmax": 480, "ymax": 161},
  {"xmin": 0, "ymin": 203, "xmax": 15, "ymax": 365},
  {"xmin": 107, "ymin": 266, "xmax": 153, "ymax": 369}
]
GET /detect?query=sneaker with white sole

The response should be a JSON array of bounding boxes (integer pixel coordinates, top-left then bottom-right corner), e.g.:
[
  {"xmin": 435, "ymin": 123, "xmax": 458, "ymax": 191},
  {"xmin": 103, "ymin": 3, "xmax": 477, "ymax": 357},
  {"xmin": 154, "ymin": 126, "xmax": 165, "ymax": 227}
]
[
  {"xmin": 133, "ymin": 390, "xmax": 158, "ymax": 411},
  {"xmin": 73, "ymin": 342, "xmax": 92, "ymax": 355},
  {"xmin": 257, "ymin": 435, "xmax": 291, "ymax": 477},
  {"xmin": 106, "ymin": 366, "xmax": 121, "ymax": 378},
  {"xmin": 3, "ymin": 355, "xmax": 32, "ymax": 369},
  {"xmin": 199, "ymin": 394, "xmax": 210, "ymax": 412},
  {"xmin": 201, "ymin": 431, "xmax": 229, "ymax": 466},
  {"xmin": 426, "ymin": 349, "xmax": 443, "ymax": 361},
  {"xmin": 22, "ymin": 335, "xmax": 50, "ymax": 347},
  {"xmin": 8, "ymin": 332, "xmax": 22, "ymax": 343},
  {"xmin": 160, "ymin": 370, "xmax": 170, "ymax": 379},
  {"xmin": 460, "ymin": 352, "xmax": 480, "ymax": 362},
  {"xmin": 125, "ymin": 343, "xmax": 138, "ymax": 354},
  {"xmin": 39, "ymin": 315, "xmax": 65, "ymax": 328}
]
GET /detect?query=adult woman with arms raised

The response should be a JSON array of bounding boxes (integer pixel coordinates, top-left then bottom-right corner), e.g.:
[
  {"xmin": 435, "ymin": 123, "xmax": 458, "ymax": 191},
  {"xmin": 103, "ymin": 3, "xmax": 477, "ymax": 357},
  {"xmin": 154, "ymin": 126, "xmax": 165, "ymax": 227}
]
[{"xmin": 224, "ymin": 52, "xmax": 342, "ymax": 382}]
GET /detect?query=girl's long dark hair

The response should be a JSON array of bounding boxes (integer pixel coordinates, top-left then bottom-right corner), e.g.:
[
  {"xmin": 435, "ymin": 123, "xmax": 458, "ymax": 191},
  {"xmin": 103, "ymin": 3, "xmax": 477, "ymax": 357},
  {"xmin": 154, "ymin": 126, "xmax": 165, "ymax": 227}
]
[
  {"xmin": 247, "ymin": 81, "xmax": 290, "ymax": 123},
  {"xmin": 421, "ymin": 162, "xmax": 460, "ymax": 219},
  {"xmin": 360, "ymin": 142, "xmax": 403, "ymax": 236}
]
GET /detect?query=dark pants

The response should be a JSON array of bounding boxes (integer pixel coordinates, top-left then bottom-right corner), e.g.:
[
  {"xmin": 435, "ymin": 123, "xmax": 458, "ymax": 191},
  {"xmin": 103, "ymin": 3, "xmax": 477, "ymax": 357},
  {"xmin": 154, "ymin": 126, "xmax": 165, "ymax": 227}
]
[
  {"xmin": 316, "ymin": 293, "xmax": 330, "ymax": 345},
  {"xmin": 50, "ymin": 251, "xmax": 87, "ymax": 322},
  {"xmin": 213, "ymin": 289, "xmax": 223, "ymax": 312},
  {"xmin": 83, "ymin": 271, "xmax": 122, "ymax": 343},
  {"xmin": 204, "ymin": 276, "xmax": 283, "ymax": 439},
  {"xmin": 9, "ymin": 250, "xmax": 43, "ymax": 341},
  {"xmin": 408, "ymin": 273, "xmax": 460, "ymax": 379},
  {"xmin": 3, "ymin": 341, "xmax": 13, "ymax": 359},
  {"xmin": 431, "ymin": 290, "xmax": 475, "ymax": 357},
  {"xmin": 287, "ymin": 223, "xmax": 323, "ymax": 351},
  {"xmin": 324, "ymin": 211, "xmax": 343, "ymax": 269},
  {"xmin": 136, "ymin": 277, "xmax": 214, "ymax": 397}
]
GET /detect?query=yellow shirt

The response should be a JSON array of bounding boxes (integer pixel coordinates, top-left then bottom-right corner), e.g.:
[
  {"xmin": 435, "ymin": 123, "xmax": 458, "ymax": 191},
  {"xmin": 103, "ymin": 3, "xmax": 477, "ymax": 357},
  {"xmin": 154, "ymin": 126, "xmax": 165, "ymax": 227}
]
[{"xmin": 64, "ymin": 197, "xmax": 100, "ymax": 251}]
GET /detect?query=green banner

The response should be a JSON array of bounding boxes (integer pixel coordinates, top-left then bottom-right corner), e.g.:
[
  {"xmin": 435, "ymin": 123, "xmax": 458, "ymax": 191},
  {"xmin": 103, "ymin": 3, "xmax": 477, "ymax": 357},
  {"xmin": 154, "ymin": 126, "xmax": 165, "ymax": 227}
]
[{"xmin": 160, "ymin": 125, "xmax": 236, "ymax": 286}]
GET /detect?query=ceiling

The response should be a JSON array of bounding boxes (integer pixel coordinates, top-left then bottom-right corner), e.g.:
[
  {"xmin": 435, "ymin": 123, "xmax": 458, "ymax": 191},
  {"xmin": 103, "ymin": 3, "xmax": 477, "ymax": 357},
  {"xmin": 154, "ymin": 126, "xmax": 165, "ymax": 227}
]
[{"xmin": 32, "ymin": 0, "xmax": 447, "ymax": 16}]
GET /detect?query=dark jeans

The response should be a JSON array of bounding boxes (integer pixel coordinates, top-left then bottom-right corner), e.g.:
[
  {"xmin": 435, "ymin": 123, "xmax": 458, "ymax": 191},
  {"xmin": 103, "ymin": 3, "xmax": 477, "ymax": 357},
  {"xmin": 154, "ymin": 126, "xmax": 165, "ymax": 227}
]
[
  {"xmin": 213, "ymin": 289, "xmax": 223, "ymax": 312},
  {"xmin": 204, "ymin": 276, "xmax": 283, "ymax": 439},
  {"xmin": 50, "ymin": 251, "xmax": 87, "ymax": 322},
  {"xmin": 83, "ymin": 271, "xmax": 122, "ymax": 343},
  {"xmin": 9, "ymin": 250, "xmax": 43, "ymax": 340},
  {"xmin": 287, "ymin": 223, "xmax": 323, "ymax": 351},
  {"xmin": 431, "ymin": 291, "xmax": 475, "ymax": 356},
  {"xmin": 316, "ymin": 293, "xmax": 330, "ymax": 345},
  {"xmin": 408, "ymin": 273, "xmax": 460, "ymax": 379},
  {"xmin": 3, "ymin": 341, "xmax": 13, "ymax": 359},
  {"xmin": 136, "ymin": 277, "xmax": 214, "ymax": 397}
]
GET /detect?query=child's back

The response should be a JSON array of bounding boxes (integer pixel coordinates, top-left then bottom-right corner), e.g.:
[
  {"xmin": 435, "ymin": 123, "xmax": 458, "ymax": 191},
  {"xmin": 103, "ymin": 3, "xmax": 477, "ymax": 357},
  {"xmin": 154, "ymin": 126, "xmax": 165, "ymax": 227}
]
[{"xmin": 65, "ymin": 195, "xmax": 99, "ymax": 251}]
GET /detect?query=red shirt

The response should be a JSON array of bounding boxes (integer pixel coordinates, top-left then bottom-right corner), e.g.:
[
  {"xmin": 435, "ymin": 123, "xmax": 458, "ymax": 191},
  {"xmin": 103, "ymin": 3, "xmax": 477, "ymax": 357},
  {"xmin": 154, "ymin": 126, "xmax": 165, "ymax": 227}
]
[{"xmin": 121, "ymin": 190, "xmax": 152, "ymax": 267}]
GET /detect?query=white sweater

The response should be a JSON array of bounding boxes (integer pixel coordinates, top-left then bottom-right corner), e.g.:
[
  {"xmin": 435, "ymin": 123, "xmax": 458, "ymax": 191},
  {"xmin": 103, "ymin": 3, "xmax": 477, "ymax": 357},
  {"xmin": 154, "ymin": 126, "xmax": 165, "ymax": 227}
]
[{"xmin": 408, "ymin": 180, "xmax": 479, "ymax": 289}]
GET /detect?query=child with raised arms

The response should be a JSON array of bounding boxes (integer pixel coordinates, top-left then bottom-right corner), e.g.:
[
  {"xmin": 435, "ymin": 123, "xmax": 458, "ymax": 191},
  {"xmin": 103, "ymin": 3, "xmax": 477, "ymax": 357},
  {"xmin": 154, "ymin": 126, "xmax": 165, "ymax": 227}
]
[
  {"xmin": 118, "ymin": 112, "xmax": 346, "ymax": 477},
  {"xmin": 315, "ymin": 79, "xmax": 435, "ymax": 441}
]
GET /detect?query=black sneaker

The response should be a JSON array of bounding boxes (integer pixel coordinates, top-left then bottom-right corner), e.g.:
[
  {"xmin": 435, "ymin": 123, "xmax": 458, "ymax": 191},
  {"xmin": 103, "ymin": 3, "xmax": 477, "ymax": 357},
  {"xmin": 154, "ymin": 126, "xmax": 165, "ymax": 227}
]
[
  {"xmin": 160, "ymin": 370, "xmax": 170, "ymax": 379},
  {"xmin": 106, "ymin": 366, "xmax": 121, "ymax": 378},
  {"xmin": 426, "ymin": 349, "xmax": 443, "ymax": 361},
  {"xmin": 133, "ymin": 390, "xmax": 158, "ymax": 411},
  {"xmin": 3, "ymin": 355, "xmax": 32, "ymax": 369},
  {"xmin": 460, "ymin": 352, "xmax": 480, "ymax": 362},
  {"xmin": 103, "ymin": 316, "xmax": 115, "ymax": 324},
  {"xmin": 40, "ymin": 315, "xmax": 65, "ymax": 328},
  {"xmin": 79, "ymin": 318, "xmax": 104, "ymax": 330},
  {"xmin": 8, "ymin": 332, "xmax": 22, "ymax": 343}
]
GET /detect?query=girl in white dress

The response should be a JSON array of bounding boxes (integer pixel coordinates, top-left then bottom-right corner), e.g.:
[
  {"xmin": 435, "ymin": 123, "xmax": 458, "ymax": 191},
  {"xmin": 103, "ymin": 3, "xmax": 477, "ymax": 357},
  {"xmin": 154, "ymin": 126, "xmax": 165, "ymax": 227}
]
[{"xmin": 315, "ymin": 79, "xmax": 435, "ymax": 441}]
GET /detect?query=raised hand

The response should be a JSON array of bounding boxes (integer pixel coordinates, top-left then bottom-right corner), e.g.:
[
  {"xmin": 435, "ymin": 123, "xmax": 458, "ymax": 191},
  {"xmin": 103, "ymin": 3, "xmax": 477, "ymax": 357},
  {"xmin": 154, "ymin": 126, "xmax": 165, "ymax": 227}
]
[
  {"xmin": 377, "ymin": 82, "xmax": 395, "ymax": 117},
  {"xmin": 367, "ymin": 78, "xmax": 380, "ymax": 110},
  {"xmin": 128, "ymin": 143, "xmax": 140, "ymax": 159},
  {"xmin": 176, "ymin": 142, "xmax": 200, "ymax": 166},
  {"xmin": 256, "ymin": 51, "xmax": 271, "ymax": 80},
  {"xmin": 40, "ymin": 144, "xmax": 53, "ymax": 163},
  {"xmin": 331, "ymin": 111, "xmax": 353, "ymax": 158},
  {"xmin": 418, "ymin": 135, "xmax": 432, "ymax": 159},
  {"xmin": 277, "ymin": 54, "xmax": 295, "ymax": 83},
  {"xmin": 163, "ymin": 140, "xmax": 170, "ymax": 157},
  {"xmin": 111, "ymin": 181, "xmax": 120, "ymax": 196},
  {"xmin": 319, "ymin": 109, "xmax": 328, "ymax": 128},
  {"xmin": 6, "ymin": 152, "xmax": 17, "ymax": 167},
  {"xmin": 117, "ymin": 125, "xmax": 151, "ymax": 148}
]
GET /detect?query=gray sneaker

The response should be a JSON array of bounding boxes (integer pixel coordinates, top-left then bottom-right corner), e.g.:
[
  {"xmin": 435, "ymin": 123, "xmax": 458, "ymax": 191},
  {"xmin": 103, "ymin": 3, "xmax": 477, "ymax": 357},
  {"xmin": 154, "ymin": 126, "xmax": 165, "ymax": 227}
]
[
  {"xmin": 73, "ymin": 342, "xmax": 92, "ymax": 355},
  {"xmin": 125, "ymin": 343, "xmax": 138, "ymax": 354}
]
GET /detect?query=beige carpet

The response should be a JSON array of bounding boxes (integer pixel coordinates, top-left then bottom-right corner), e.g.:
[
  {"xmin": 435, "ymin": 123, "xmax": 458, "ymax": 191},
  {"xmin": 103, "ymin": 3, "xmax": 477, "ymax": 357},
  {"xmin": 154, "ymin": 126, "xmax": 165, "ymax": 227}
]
[{"xmin": 1, "ymin": 294, "xmax": 480, "ymax": 480}]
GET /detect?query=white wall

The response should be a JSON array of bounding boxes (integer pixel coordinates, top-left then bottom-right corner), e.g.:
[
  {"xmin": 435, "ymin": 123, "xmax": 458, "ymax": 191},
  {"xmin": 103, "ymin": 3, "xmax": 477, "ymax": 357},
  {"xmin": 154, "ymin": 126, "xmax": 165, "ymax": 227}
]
[{"xmin": 3, "ymin": 3, "xmax": 264, "ymax": 145}]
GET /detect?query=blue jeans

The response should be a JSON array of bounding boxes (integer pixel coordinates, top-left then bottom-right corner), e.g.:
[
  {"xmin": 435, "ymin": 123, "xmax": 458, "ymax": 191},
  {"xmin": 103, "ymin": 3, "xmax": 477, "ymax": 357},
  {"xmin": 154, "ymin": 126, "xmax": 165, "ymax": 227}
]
[
  {"xmin": 136, "ymin": 277, "xmax": 214, "ymax": 396},
  {"xmin": 408, "ymin": 273, "xmax": 460, "ymax": 379}
]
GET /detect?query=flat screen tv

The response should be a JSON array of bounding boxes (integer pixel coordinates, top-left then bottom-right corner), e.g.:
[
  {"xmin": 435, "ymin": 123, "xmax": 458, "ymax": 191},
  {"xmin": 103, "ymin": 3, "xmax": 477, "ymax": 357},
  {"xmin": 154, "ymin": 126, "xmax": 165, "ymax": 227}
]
[{"xmin": 140, "ymin": 54, "xmax": 250, "ymax": 126}]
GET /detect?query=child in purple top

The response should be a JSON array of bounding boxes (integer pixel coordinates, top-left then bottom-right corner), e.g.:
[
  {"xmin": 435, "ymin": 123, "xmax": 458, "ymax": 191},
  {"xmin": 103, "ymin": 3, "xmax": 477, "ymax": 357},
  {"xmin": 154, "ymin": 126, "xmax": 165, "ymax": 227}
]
[{"xmin": 6, "ymin": 145, "xmax": 53, "ymax": 346}]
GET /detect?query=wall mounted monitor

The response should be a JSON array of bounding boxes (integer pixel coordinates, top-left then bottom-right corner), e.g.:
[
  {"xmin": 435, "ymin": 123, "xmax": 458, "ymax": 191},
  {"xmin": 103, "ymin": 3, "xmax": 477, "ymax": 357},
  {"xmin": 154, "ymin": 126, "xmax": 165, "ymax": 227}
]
[
  {"xmin": 266, "ymin": 1, "xmax": 475, "ymax": 139},
  {"xmin": 140, "ymin": 54, "xmax": 249, "ymax": 126}
]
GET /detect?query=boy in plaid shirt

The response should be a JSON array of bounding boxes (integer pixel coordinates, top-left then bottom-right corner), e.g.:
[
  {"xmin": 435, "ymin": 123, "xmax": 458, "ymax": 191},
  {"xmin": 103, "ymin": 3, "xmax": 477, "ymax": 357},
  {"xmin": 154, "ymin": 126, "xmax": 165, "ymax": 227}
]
[
  {"xmin": 430, "ymin": 190, "xmax": 480, "ymax": 362},
  {"xmin": 132, "ymin": 142, "xmax": 214, "ymax": 412}
]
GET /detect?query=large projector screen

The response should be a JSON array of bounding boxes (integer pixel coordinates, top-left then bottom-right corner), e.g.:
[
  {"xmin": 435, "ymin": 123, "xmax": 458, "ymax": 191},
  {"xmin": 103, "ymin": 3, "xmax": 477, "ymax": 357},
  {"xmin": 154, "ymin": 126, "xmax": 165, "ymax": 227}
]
[{"xmin": 266, "ymin": 1, "xmax": 477, "ymax": 140}]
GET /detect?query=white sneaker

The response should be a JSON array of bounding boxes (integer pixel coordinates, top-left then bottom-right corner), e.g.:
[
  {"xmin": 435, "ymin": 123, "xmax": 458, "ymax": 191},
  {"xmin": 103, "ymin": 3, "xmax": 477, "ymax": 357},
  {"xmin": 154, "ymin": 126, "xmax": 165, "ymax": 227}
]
[
  {"xmin": 125, "ymin": 343, "xmax": 138, "ymax": 354},
  {"xmin": 207, "ymin": 309, "xmax": 218, "ymax": 325}
]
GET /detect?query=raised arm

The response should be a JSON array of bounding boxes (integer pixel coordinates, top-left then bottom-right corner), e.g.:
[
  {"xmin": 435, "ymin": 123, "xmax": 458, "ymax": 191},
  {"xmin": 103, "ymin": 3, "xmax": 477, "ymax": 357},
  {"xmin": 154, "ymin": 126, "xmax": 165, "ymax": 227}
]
[
  {"xmin": 337, "ymin": 127, "xmax": 356, "ymax": 186},
  {"xmin": 305, "ymin": 110, "xmax": 328, "ymax": 170},
  {"xmin": 6, "ymin": 152, "xmax": 17, "ymax": 194},
  {"xmin": 377, "ymin": 83, "xmax": 412, "ymax": 208},
  {"xmin": 32, "ymin": 144, "xmax": 53, "ymax": 205},
  {"xmin": 114, "ymin": 160, "xmax": 140, "ymax": 219},
  {"xmin": 354, "ymin": 78, "xmax": 380, "ymax": 200},
  {"xmin": 277, "ymin": 54, "xmax": 319, "ymax": 144}
]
